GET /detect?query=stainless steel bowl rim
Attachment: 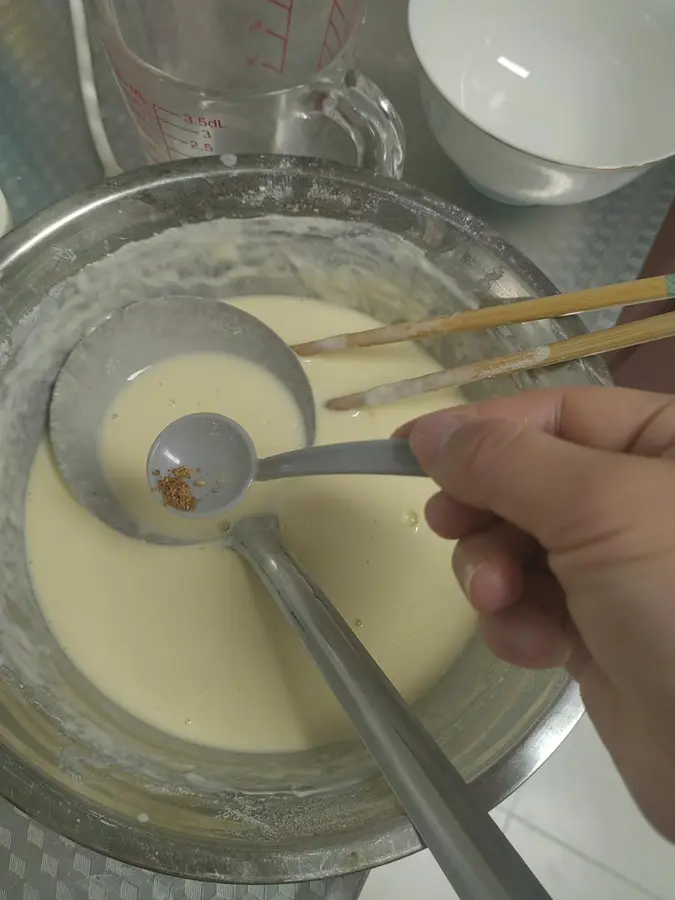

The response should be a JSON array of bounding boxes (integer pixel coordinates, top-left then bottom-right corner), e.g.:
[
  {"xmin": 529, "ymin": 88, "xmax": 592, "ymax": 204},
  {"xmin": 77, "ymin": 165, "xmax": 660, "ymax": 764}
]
[{"xmin": 0, "ymin": 155, "xmax": 590, "ymax": 883}]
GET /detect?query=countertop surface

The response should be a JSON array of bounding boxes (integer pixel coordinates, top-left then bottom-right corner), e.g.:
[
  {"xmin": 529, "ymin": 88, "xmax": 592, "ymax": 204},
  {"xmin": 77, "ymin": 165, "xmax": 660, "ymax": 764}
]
[{"xmin": 361, "ymin": 0, "xmax": 675, "ymax": 298}]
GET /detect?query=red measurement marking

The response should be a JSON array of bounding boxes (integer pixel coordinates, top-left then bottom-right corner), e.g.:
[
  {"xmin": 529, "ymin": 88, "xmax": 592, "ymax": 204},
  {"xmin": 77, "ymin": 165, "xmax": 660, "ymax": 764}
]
[
  {"xmin": 120, "ymin": 79, "xmax": 147, "ymax": 105},
  {"xmin": 115, "ymin": 78, "xmax": 163, "ymax": 148},
  {"xmin": 258, "ymin": 0, "xmax": 294, "ymax": 74},
  {"xmin": 111, "ymin": 74, "xmax": 175, "ymax": 162},
  {"xmin": 127, "ymin": 93, "xmax": 146, "ymax": 109},
  {"xmin": 154, "ymin": 104, "xmax": 182, "ymax": 117},
  {"xmin": 158, "ymin": 118, "xmax": 199, "ymax": 134},
  {"xmin": 152, "ymin": 103, "xmax": 173, "ymax": 159},
  {"xmin": 118, "ymin": 80, "xmax": 156, "ymax": 128},
  {"xmin": 318, "ymin": 0, "xmax": 356, "ymax": 70},
  {"xmin": 147, "ymin": 102, "xmax": 222, "ymax": 158}
]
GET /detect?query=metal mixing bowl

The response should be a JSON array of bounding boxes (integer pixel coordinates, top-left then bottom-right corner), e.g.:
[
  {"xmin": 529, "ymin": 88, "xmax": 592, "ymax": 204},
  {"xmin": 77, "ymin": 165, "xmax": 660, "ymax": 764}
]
[{"xmin": 0, "ymin": 156, "xmax": 609, "ymax": 884}]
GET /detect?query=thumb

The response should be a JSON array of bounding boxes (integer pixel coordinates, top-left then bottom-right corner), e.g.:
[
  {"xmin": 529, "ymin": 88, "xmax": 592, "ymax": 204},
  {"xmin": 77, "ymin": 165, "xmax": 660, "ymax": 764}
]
[{"xmin": 408, "ymin": 412, "xmax": 672, "ymax": 556}]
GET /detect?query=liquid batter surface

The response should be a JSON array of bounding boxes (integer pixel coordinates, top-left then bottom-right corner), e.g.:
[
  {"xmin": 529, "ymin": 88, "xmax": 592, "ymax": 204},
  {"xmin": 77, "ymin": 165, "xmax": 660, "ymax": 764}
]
[{"xmin": 26, "ymin": 297, "xmax": 476, "ymax": 753}]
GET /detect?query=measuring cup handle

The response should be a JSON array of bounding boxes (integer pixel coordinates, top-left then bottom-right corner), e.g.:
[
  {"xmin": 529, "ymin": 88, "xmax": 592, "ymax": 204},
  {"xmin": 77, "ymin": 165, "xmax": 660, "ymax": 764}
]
[{"xmin": 314, "ymin": 71, "xmax": 405, "ymax": 179}]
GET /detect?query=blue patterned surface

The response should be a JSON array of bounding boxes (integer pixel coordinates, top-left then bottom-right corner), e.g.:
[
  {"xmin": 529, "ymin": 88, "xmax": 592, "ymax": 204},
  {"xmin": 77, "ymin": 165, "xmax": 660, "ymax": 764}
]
[{"xmin": 0, "ymin": 0, "xmax": 102, "ymax": 223}]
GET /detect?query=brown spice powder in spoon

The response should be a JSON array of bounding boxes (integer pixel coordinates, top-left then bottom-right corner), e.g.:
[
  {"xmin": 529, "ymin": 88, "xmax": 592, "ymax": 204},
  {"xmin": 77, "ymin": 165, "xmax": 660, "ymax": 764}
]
[{"xmin": 154, "ymin": 466, "xmax": 198, "ymax": 512}]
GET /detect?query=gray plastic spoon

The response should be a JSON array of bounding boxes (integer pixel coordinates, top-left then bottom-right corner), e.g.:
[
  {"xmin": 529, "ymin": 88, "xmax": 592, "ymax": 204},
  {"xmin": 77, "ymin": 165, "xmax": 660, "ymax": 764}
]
[
  {"xmin": 147, "ymin": 412, "xmax": 424, "ymax": 517},
  {"xmin": 225, "ymin": 514, "xmax": 553, "ymax": 900}
]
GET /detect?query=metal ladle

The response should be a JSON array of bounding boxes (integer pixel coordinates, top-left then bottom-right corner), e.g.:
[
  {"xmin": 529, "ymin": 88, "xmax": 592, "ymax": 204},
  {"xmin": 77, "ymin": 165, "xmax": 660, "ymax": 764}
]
[
  {"xmin": 49, "ymin": 296, "xmax": 317, "ymax": 543},
  {"xmin": 50, "ymin": 294, "xmax": 422, "ymax": 534},
  {"xmin": 227, "ymin": 515, "xmax": 552, "ymax": 900},
  {"xmin": 146, "ymin": 412, "xmax": 423, "ymax": 517}
]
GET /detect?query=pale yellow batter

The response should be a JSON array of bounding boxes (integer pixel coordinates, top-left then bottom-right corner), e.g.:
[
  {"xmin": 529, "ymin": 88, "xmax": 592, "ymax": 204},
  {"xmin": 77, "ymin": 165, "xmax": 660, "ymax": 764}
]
[{"xmin": 26, "ymin": 297, "xmax": 476, "ymax": 753}]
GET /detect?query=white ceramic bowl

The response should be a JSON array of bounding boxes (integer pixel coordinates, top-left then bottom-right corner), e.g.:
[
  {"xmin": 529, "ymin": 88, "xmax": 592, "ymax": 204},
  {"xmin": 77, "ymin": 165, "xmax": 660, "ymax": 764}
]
[{"xmin": 409, "ymin": 0, "xmax": 675, "ymax": 205}]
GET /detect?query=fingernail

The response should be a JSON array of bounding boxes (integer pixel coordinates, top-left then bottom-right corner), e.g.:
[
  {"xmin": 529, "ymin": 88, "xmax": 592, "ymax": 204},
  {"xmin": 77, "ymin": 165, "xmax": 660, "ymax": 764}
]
[
  {"xmin": 457, "ymin": 559, "xmax": 481, "ymax": 599},
  {"xmin": 455, "ymin": 556, "xmax": 508, "ymax": 613},
  {"xmin": 409, "ymin": 414, "xmax": 469, "ymax": 466},
  {"xmin": 503, "ymin": 619, "xmax": 571, "ymax": 668}
]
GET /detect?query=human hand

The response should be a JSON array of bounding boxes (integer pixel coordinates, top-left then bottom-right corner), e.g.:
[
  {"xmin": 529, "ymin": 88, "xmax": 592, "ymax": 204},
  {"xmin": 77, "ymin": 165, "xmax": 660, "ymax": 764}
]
[
  {"xmin": 399, "ymin": 386, "xmax": 675, "ymax": 842},
  {"xmin": 612, "ymin": 299, "xmax": 675, "ymax": 392}
]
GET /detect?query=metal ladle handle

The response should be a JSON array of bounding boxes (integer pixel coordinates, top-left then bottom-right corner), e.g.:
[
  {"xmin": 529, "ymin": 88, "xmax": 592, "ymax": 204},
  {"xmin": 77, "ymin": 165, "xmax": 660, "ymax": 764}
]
[{"xmin": 226, "ymin": 515, "xmax": 552, "ymax": 900}]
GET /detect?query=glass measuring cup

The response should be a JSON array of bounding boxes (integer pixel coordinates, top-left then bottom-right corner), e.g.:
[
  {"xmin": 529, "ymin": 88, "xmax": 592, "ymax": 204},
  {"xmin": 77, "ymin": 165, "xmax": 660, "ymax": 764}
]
[{"xmin": 90, "ymin": 0, "xmax": 405, "ymax": 177}]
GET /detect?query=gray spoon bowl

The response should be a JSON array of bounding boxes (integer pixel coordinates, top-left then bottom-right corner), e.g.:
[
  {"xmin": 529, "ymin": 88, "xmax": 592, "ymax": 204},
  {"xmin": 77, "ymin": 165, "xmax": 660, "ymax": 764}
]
[
  {"xmin": 147, "ymin": 412, "xmax": 424, "ymax": 517},
  {"xmin": 49, "ymin": 296, "xmax": 316, "ymax": 542}
]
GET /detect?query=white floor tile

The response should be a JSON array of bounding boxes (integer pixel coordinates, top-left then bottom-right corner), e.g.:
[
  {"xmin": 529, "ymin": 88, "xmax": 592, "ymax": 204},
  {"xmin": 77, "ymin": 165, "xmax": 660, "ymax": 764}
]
[
  {"xmin": 508, "ymin": 714, "xmax": 675, "ymax": 899},
  {"xmin": 507, "ymin": 818, "xmax": 655, "ymax": 900},
  {"xmin": 490, "ymin": 806, "xmax": 509, "ymax": 831},
  {"xmin": 359, "ymin": 807, "xmax": 510, "ymax": 900},
  {"xmin": 359, "ymin": 850, "xmax": 459, "ymax": 900}
]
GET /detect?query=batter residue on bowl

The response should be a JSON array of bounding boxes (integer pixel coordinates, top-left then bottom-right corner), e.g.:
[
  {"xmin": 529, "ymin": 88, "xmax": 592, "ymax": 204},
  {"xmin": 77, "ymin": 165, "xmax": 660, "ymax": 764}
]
[{"xmin": 26, "ymin": 297, "xmax": 476, "ymax": 753}]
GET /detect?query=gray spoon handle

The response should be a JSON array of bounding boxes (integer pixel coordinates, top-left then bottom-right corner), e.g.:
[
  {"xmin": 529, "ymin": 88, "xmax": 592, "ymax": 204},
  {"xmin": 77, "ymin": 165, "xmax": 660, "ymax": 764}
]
[
  {"xmin": 226, "ymin": 515, "xmax": 552, "ymax": 900},
  {"xmin": 256, "ymin": 438, "xmax": 424, "ymax": 481}
]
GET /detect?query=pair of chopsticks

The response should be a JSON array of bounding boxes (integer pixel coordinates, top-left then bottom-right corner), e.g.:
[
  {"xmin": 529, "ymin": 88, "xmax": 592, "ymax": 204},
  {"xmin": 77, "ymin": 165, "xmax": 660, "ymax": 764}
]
[{"xmin": 292, "ymin": 273, "xmax": 675, "ymax": 411}]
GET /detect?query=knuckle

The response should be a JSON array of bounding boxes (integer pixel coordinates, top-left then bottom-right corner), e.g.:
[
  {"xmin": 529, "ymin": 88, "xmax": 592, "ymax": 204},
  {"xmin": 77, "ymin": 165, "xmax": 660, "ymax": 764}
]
[
  {"xmin": 453, "ymin": 418, "xmax": 525, "ymax": 482},
  {"xmin": 634, "ymin": 400, "xmax": 675, "ymax": 458},
  {"xmin": 552, "ymin": 461, "xmax": 675, "ymax": 563},
  {"xmin": 432, "ymin": 417, "xmax": 529, "ymax": 510}
]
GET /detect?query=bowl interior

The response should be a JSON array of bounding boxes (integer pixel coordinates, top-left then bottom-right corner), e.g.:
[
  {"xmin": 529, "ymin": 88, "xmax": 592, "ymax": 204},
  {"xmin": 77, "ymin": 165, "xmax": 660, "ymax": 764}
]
[
  {"xmin": 409, "ymin": 0, "xmax": 675, "ymax": 169},
  {"xmin": 0, "ymin": 159, "xmax": 606, "ymax": 882}
]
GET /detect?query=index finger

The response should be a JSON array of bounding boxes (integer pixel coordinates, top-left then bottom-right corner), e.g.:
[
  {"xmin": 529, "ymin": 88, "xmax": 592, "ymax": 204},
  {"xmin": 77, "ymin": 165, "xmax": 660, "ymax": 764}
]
[{"xmin": 396, "ymin": 385, "xmax": 675, "ymax": 457}]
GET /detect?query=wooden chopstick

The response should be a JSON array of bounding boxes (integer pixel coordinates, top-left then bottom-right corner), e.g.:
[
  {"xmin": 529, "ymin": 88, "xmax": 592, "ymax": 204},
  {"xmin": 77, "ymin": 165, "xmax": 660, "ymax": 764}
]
[
  {"xmin": 325, "ymin": 309, "xmax": 675, "ymax": 411},
  {"xmin": 293, "ymin": 273, "xmax": 675, "ymax": 356}
]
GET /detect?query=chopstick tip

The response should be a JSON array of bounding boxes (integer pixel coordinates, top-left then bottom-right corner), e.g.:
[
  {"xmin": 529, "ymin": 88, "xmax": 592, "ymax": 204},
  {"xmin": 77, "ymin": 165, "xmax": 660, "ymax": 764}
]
[
  {"xmin": 325, "ymin": 393, "xmax": 365, "ymax": 412},
  {"xmin": 293, "ymin": 335, "xmax": 349, "ymax": 356}
]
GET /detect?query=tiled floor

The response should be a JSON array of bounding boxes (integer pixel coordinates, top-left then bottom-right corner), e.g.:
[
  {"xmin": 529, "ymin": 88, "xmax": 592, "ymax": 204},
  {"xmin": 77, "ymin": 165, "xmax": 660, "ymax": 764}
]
[{"xmin": 360, "ymin": 715, "xmax": 675, "ymax": 900}]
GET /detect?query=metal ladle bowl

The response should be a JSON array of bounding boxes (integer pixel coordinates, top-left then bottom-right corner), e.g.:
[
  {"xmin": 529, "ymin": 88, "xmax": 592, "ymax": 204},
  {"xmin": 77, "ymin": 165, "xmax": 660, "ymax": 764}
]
[{"xmin": 48, "ymin": 295, "xmax": 316, "ymax": 543}]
